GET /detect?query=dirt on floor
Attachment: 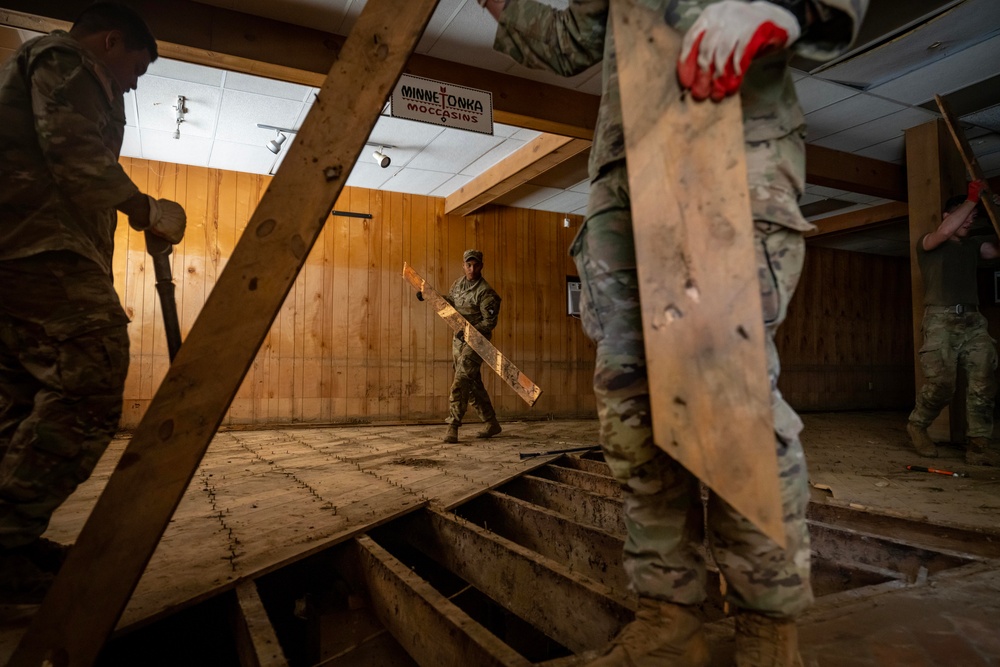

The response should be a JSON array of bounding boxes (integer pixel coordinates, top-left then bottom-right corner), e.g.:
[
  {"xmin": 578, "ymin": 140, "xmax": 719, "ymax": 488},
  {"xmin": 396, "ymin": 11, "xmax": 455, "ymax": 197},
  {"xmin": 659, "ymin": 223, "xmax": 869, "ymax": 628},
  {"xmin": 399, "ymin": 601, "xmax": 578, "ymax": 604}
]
[{"xmin": 801, "ymin": 411, "xmax": 1000, "ymax": 533}]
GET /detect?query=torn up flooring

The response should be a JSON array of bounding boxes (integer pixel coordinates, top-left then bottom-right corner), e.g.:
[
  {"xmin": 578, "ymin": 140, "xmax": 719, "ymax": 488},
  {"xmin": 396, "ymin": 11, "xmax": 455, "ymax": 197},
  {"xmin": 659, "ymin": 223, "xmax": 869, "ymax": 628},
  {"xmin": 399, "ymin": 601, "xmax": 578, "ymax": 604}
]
[{"xmin": 0, "ymin": 411, "xmax": 996, "ymax": 665}]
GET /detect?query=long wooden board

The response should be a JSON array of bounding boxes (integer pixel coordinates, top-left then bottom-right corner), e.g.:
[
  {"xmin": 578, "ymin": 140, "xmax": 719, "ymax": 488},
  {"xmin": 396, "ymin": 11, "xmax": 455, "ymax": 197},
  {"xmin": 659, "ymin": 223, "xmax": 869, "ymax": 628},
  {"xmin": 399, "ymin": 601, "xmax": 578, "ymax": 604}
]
[
  {"xmin": 402, "ymin": 262, "xmax": 542, "ymax": 406},
  {"xmin": 9, "ymin": 2, "xmax": 442, "ymax": 665},
  {"xmin": 935, "ymin": 94, "xmax": 1000, "ymax": 237},
  {"xmin": 611, "ymin": 0, "xmax": 784, "ymax": 545}
]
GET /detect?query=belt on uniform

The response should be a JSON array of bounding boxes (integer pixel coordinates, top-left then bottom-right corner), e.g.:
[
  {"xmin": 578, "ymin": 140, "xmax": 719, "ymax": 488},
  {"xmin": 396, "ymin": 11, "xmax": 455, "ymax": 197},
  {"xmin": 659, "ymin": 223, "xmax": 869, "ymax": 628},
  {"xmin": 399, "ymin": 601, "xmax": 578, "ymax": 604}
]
[{"xmin": 926, "ymin": 304, "xmax": 978, "ymax": 314}]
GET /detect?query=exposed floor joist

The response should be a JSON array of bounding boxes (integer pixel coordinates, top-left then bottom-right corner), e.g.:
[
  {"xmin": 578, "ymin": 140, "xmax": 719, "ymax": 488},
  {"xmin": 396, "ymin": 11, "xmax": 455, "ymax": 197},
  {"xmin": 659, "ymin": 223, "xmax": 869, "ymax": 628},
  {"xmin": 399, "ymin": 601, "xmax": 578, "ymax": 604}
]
[
  {"xmin": 445, "ymin": 135, "xmax": 592, "ymax": 216},
  {"xmin": 806, "ymin": 144, "xmax": 907, "ymax": 202}
]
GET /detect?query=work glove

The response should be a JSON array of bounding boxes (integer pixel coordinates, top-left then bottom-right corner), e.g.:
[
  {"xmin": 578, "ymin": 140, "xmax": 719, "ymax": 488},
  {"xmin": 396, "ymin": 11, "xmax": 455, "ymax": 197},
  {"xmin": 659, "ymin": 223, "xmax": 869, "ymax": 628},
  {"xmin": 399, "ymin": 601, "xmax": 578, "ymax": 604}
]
[
  {"xmin": 967, "ymin": 179, "xmax": 985, "ymax": 204},
  {"xmin": 147, "ymin": 195, "xmax": 187, "ymax": 244},
  {"xmin": 678, "ymin": 0, "xmax": 801, "ymax": 102},
  {"xmin": 416, "ymin": 291, "xmax": 424, "ymax": 301}
]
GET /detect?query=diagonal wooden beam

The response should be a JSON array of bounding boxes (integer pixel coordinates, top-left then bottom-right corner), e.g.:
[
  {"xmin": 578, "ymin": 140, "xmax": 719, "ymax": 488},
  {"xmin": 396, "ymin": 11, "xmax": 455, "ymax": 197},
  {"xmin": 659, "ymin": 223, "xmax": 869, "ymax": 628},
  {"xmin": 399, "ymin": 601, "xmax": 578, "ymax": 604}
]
[
  {"xmin": 805, "ymin": 200, "xmax": 909, "ymax": 238},
  {"xmin": 936, "ymin": 94, "xmax": 1000, "ymax": 237},
  {"xmin": 230, "ymin": 582, "xmax": 289, "ymax": 667},
  {"xmin": 8, "ymin": 1, "xmax": 442, "ymax": 664},
  {"xmin": 444, "ymin": 134, "xmax": 592, "ymax": 216}
]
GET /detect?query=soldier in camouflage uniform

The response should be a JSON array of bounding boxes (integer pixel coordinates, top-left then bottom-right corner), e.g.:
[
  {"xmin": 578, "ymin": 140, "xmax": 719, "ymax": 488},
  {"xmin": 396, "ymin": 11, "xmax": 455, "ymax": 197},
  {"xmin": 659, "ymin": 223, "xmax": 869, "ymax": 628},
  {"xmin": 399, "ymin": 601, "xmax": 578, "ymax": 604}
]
[
  {"xmin": 483, "ymin": 0, "xmax": 866, "ymax": 664},
  {"xmin": 0, "ymin": 3, "xmax": 186, "ymax": 603},
  {"xmin": 431, "ymin": 249, "xmax": 503, "ymax": 443},
  {"xmin": 907, "ymin": 184, "xmax": 1000, "ymax": 467}
]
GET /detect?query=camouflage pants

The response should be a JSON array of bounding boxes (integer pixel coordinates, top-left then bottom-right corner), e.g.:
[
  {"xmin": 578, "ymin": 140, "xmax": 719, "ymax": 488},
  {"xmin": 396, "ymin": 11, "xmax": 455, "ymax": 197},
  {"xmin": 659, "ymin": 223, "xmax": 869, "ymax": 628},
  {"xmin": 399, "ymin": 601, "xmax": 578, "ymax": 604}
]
[
  {"xmin": 909, "ymin": 309, "xmax": 997, "ymax": 438},
  {"xmin": 571, "ymin": 162, "xmax": 812, "ymax": 618},
  {"xmin": 0, "ymin": 252, "xmax": 130, "ymax": 549},
  {"xmin": 446, "ymin": 337, "xmax": 496, "ymax": 426}
]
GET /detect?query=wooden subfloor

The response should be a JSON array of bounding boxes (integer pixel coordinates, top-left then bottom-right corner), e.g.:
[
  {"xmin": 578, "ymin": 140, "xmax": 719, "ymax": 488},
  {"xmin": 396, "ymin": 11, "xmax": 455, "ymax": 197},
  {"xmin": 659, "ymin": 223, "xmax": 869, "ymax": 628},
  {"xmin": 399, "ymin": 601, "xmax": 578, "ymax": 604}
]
[{"xmin": 2, "ymin": 411, "xmax": 998, "ymax": 664}]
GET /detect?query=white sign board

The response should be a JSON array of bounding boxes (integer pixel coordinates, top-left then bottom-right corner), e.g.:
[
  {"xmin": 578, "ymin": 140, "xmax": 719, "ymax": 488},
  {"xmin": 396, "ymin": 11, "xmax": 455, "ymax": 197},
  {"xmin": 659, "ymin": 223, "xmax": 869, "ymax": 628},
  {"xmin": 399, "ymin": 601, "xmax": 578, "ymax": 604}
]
[{"xmin": 390, "ymin": 74, "xmax": 493, "ymax": 135}]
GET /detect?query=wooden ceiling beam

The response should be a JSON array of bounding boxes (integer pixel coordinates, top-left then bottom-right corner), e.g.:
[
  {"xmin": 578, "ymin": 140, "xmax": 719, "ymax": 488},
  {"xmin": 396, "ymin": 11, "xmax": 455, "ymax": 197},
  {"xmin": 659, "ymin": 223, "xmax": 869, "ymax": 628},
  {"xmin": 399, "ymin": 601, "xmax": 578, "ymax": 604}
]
[
  {"xmin": 445, "ymin": 134, "xmax": 591, "ymax": 216},
  {"xmin": 805, "ymin": 200, "xmax": 909, "ymax": 238},
  {"xmin": 806, "ymin": 144, "xmax": 908, "ymax": 202}
]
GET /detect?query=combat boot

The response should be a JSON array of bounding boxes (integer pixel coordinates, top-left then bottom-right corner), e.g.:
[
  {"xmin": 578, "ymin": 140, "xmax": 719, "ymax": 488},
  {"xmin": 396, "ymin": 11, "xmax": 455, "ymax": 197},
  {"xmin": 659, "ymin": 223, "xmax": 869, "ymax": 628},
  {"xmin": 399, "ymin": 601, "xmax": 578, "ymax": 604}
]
[
  {"xmin": 906, "ymin": 423, "xmax": 937, "ymax": 458},
  {"xmin": 735, "ymin": 612, "xmax": 802, "ymax": 667},
  {"xmin": 967, "ymin": 437, "xmax": 1000, "ymax": 466},
  {"xmin": 477, "ymin": 418, "xmax": 502, "ymax": 438},
  {"xmin": 586, "ymin": 598, "xmax": 709, "ymax": 667},
  {"xmin": 443, "ymin": 424, "xmax": 459, "ymax": 443}
]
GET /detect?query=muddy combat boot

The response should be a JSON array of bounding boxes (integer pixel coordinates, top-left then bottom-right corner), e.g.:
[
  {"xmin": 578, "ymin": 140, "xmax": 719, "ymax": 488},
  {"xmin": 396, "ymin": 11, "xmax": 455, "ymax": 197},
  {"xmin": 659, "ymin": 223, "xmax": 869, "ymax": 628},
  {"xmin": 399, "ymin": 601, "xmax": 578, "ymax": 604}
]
[
  {"xmin": 476, "ymin": 418, "xmax": 502, "ymax": 438},
  {"xmin": 906, "ymin": 423, "xmax": 937, "ymax": 458},
  {"xmin": 443, "ymin": 424, "xmax": 459, "ymax": 443},
  {"xmin": 735, "ymin": 612, "xmax": 802, "ymax": 667},
  {"xmin": 966, "ymin": 437, "xmax": 1000, "ymax": 466},
  {"xmin": 586, "ymin": 598, "xmax": 709, "ymax": 667}
]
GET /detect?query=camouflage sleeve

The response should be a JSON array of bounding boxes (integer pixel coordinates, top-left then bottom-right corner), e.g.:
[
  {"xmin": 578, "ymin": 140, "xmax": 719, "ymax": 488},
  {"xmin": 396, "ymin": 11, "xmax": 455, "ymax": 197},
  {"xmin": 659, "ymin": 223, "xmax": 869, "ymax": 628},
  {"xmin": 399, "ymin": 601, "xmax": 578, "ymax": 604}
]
[
  {"xmin": 477, "ymin": 290, "xmax": 501, "ymax": 335},
  {"xmin": 795, "ymin": 0, "xmax": 869, "ymax": 61},
  {"xmin": 493, "ymin": 0, "xmax": 608, "ymax": 76},
  {"xmin": 30, "ymin": 47, "xmax": 139, "ymax": 212}
]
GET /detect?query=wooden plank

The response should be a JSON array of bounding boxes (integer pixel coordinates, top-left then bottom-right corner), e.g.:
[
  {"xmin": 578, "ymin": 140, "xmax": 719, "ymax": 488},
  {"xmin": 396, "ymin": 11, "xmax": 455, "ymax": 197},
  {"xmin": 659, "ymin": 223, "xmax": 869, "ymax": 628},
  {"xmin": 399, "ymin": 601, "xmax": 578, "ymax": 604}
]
[
  {"xmin": 403, "ymin": 263, "xmax": 542, "ymax": 406},
  {"xmin": 355, "ymin": 536, "xmax": 531, "ymax": 667},
  {"xmin": 445, "ymin": 135, "xmax": 592, "ymax": 216},
  {"xmin": 611, "ymin": 0, "xmax": 784, "ymax": 544},
  {"xmin": 230, "ymin": 582, "xmax": 290, "ymax": 667},
  {"xmin": 405, "ymin": 509, "xmax": 633, "ymax": 653},
  {"xmin": 9, "ymin": 2, "xmax": 443, "ymax": 665},
  {"xmin": 935, "ymin": 94, "xmax": 1000, "ymax": 237},
  {"xmin": 805, "ymin": 201, "xmax": 910, "ymax": 239}
]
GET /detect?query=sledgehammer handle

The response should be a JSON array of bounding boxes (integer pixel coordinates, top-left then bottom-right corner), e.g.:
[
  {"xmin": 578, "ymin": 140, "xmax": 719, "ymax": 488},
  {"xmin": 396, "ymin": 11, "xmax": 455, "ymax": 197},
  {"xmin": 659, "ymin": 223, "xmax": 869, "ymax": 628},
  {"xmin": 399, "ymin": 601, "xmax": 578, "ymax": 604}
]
[{"xmin": 144, "ymin": 231, "xmax": 182, "ymax": 361}]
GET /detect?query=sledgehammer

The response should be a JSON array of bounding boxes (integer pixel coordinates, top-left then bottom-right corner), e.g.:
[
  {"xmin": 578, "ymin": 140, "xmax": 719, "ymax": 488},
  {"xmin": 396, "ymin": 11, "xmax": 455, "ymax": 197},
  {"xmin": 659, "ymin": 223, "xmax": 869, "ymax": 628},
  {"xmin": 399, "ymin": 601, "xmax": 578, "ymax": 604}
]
[{"xmin": 145, "ymin": 231, "xmax": 182, "ymax": 361}]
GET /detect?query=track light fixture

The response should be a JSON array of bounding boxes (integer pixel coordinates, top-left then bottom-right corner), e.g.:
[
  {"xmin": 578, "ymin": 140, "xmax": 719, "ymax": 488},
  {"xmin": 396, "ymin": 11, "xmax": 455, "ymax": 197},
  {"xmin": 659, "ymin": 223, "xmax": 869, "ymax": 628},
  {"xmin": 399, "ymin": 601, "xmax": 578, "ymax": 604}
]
[
  {"xmin": 256, "ymin": 124, "xmax": 396, "ymax": 165},
  {"xmin": 266, "ymin": 130, "xmax": 287, "ymax": 154}
]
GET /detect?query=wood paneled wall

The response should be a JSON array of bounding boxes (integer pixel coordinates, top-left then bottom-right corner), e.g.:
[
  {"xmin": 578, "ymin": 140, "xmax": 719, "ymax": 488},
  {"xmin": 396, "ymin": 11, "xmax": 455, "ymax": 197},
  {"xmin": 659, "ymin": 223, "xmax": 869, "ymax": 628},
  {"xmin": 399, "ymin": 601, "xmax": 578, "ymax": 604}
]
[
  {"xmin": 114, "ymin": 158, "xmax": 595, "ymax": 429},
  {"xmin": 777, "ymin": 246, "xmax": 915, "ymax": 411}
]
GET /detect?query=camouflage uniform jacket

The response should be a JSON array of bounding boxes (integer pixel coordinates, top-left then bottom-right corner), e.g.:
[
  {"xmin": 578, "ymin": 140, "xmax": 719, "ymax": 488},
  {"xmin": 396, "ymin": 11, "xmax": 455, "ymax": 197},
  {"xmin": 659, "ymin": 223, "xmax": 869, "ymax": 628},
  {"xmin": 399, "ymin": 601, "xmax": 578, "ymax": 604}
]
[
  {"xmin": 0, "ymin": 30, "xmax": 139, "ymax": 276},
  {"xmin": 447, "ymin": 277, "xmax": 501, "ymax": 339},
  {"xmin": 493, "ymin": 0, "xmax": 868, "ymax": 231}
]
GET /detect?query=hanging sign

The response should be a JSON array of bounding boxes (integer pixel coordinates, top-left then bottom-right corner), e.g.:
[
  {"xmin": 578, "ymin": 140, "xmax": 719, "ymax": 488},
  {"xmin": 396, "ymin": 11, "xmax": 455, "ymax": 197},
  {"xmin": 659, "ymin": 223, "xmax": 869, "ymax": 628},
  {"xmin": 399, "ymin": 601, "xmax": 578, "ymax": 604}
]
[{"xmin": 390, "ymin": 74, "xmax": 493, "ymax": 135}]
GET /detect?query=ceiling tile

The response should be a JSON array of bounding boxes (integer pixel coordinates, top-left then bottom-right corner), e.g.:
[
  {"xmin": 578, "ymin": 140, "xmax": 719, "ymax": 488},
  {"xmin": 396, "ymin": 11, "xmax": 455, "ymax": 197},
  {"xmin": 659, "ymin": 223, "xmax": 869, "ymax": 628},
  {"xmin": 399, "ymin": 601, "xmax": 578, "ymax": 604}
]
[
  {"xmin": 793, "ymin": 76, "xmax": 857, "ymax": 114},
  {"xmin": 379, "ymin": 168, "xmax": 454, "ymax": 195},
  {"xmin": 569, "ymin": 178, "xmax": 590, "ymax": 194},
  {"xmin": 224, "ymin": 71, "xmax": 312, "ymax": 101},
  {"xmin": 867, "ymin": 34, "xmax": 1000, "ymax": 105},
  {"xmin": 216, "ymin": 89, "xmax": 305, "ymax": 144},
  {"xmin": 495, "ymin": 185, "xmax": 563, "ymax": 209},
  {"xmin": 145, "ymin": 58, "xmax": 225, "ymax": 87},
  {"xmin": 409, "ymin": 131, "xmax": 505, "ymax": 172},
  {"xmin": 430, "ymin": 174, "xmax": 474, "ymax": 197},
  {"xmin": 460, "ymin": 138, "xmax": 527, "ymax": 175},
  {"xmin": 530, "ymin": 190, "xmax": 590, "ymax": 214},
  {"xmin": 346, "ymin": 162, "xmax": 399, "ymax": 190},
  {"xmin": 805, "ymin": 185, "xmax": 850, "ymax": 198},
  {"xmin": 805, "ymin": 94, "xmax": 908, "ymax": 142},
  {"xmin": 121, "ymin": 126, "xmax": 141, "ymax": 157},
  {"xmin": 208, "ymin": 140, "xmax": 279, "ymax": 174},
  {"xmin": 812, "ymin": 107, "xmax": 937, "ymax": 152},
  {"xmin": 139, "ymin": 129, "xmax": 213, "ymax": 167},
  {"xmin": 855, "ymin": 136, "xmax": 906, "ymax": 163},
  {"xmin": 135, "ymin": 76, "xmax": 222, "ymax": 138},
  {"xmin": 416, "ymin": 0, "xmax": 472, "ymax": 53},
  {"xmin": 124, "ymin": 90, "xmax": 138, "ymax": 127}
]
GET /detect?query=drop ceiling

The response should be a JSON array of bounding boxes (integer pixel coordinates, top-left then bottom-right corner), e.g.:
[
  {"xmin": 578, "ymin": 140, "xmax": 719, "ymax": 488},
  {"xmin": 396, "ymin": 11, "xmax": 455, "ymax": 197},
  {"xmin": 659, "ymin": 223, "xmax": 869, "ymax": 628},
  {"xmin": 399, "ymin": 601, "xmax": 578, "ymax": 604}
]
[{"xmin": 3, "ymin": 0, "xmax": 1000, "ymax": 252}]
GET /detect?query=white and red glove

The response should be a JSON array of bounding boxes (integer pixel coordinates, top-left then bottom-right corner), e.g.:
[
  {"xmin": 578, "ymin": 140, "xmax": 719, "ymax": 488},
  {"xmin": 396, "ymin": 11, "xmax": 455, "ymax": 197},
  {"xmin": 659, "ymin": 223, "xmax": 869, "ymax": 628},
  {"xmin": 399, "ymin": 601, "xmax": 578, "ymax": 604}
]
[
  {"xmin": 146, "ymin": 195, "xmax": 187, "ymax": 244},
  {"xmin": 678, "ymin": 1, "xmax": 801, "ymax": 102}
]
